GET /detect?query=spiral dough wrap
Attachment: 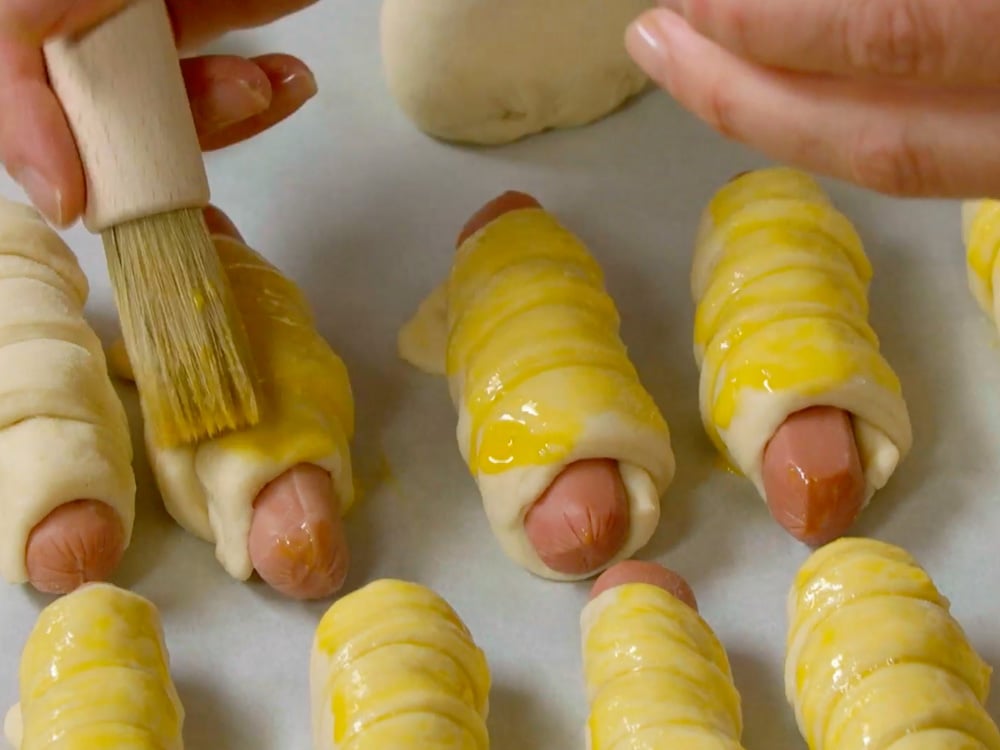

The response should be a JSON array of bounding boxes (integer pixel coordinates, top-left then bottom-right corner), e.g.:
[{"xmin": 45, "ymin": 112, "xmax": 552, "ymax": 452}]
[{"xmin": 0, "ymin": 198, "xmax": 134, "ymax": 584}]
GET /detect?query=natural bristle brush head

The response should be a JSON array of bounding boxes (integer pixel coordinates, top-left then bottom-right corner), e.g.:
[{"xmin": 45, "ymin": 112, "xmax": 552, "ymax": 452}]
[{"xmin": 103, "ymin": 207, "xmax": 260, "ymax": 447}]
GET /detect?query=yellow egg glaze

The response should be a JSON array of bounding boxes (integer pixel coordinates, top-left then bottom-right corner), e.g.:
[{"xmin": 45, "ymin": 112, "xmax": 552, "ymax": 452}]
[
  {"xmin": 691, "ymin": 168, "xmax": 911, "ymax": 500},
  {"xmin": 448, "ymin": 208, "xmax": 670, "ymax": 476},
  {"xmin": 963, "ymin": 199, "xmax": 1000, "ymax": 327},
  {"xmin": 399, "ymin": 204, "xmax": 674, "ymax": 580},
  {"xmin": 581, "ymin": 583, "xmax": 745, "ymax": 750},
  {"xmin": 137, "ymin": 235, "xmax": 356, "ymax": 581},
  {"xmin": 8, "ymin": 583, "xmax": 184, "ymax": 750},
  {"xmin": 202, "ymin": 238, "xmax": 355, "ymax": 475},
  {"xmin": 310, "ymin": 579, "xmax": 490, "ymax": 750},
  {"xmin": 785, "ymin": 537, "xmax": 1000, "ymax": 750}
]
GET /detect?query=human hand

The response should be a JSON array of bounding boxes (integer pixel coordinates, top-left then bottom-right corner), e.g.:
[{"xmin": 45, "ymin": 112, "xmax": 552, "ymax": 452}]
[
  {"xmin": 625, "ymin": 0, "xmax": 1000, "ymax": 199},
  {"xmin": 1, "ymin": 0, "xmax": 319, "ymax": 227}
]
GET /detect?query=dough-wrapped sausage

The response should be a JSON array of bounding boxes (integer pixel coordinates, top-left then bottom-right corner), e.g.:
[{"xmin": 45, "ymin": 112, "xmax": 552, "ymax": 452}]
[
  {"xmin": 692, "ymin": 168, "xmax": 912, "ymax": 545},
  {"xmin": 581, "ymin": 561, "xmax": 746, "ymax": 749},
  {"xmin": 3, "ymin": 582, "xmax": 184, "ymax": 750},
  {"xmin": 786, "ymin": 537, "xmax": 1000, "ymax": 750},
  {"xmin": 0, "ymin": 198, "xmax": 134, "ymax": 593},
  {"xmin": 962, "ymin": 199, "xmax": 1000, "ymax": 331},
  {"xmin": 309, "ymin": 578, "xmax": 491, "ymax": 749},
  {"xmin": 399, "ymin": 192, "xmax": 675, "ymax": 580},
  {"xmin": 115, "ymin": 218, "xmax": 355, "ymax": 600}
]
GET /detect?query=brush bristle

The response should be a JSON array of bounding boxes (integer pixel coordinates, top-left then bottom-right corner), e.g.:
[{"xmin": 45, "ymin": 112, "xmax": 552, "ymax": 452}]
[{"xmin": 102, "ymin": 208, "xmax": 259, "ymax": 446}]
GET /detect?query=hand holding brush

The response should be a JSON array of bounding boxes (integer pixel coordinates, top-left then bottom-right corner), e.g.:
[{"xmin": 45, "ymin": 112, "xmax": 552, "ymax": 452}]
[{"xmin": 0, "ymin": 0, "xmax": 319, "ymax": 447}]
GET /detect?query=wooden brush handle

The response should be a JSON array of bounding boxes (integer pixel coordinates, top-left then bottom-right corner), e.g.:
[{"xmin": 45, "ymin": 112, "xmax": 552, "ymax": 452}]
[{"xmin": 43, "ymin": 0, "xmax": 209, "ymax": 233}]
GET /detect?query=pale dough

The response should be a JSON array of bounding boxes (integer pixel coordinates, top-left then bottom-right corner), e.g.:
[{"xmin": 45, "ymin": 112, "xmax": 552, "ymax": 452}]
[
  {"xmin": 0, "ymin": 198, "xmax": 134, "ymax": 584},
  {"xmin": 380, "ymin": 0, "xmax": 653, "ymax": 145},
  {"xmin": 135, "ymin": 236, "xmax": 355, "ymax": 581}
]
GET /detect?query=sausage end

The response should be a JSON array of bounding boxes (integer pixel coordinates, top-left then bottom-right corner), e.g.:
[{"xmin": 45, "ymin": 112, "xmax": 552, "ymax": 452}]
[
  {"xmin": 762, "ymin": 406, "xmax": 866, "ymax": 547},
  {"xmin": 456, "ymin": 191, "xmax": 542, "ymax": 247},
  {"xmin": 248, "ymin": 463, "xmax": 350, "ymax": 600},
  {"xmin": 25, "ymin": 499, "xmax": 125, "ymax": 594},
  {"xmin": 524, "ymin": 458, "xmax": 630, "ymax": 577},
  {"xmin": 589, "ymin": 560, "xmax": 698, "ymax": 611}
]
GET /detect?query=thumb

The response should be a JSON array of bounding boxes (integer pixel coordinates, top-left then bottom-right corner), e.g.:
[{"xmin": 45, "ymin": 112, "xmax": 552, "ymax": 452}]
[{"xmin": 0, "ymin": 0, "xmax": 133, "ymax": 43}]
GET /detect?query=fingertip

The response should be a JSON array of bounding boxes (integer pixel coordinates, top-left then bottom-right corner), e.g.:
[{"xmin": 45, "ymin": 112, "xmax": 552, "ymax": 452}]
[
  {"xmin": 626, "ymin": 8, "xmax": 698, "ymax": 90},
  {"xmin": 182, "ymin": 56, "xmax": 273, "ymax": 136},
  {"xmin": 250, "ymin": 54, "xmax": 317, "ymax": 92},
  {"xmin": 203, "ymin": 205, "xmax": 244, "ymax": 241},
  {"xmin": 1, "ymin": 84, "xmax": 87, "ymax": 228},
  {"xmin": 195, "ymin": 55, "xmax": 318, "ymax": 152}
]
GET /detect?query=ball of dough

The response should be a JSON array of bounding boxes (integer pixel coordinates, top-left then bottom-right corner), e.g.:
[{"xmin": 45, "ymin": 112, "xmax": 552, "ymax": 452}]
[{"xmin": 380, "ymin": 0, "xmax": 653, "ymax": 145}]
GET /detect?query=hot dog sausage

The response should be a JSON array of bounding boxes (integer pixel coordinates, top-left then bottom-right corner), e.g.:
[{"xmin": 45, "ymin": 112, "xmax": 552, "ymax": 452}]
[
  {"xmin": 247, "ymin": 463, "xmax": 349, "ymax": 599},
  {"xmin": 589, "ymin": 559, "xmax": 697, "ymax": 610},
  {"xmin": 457, "ymin": 192, "xmax": 630, "ymax": 577},
  {"xmin": 24, "ymin": 500, "xmax": 125, "ymax": 594},
  {"xmin": 761, "ymin": 406, "xmax": 866, "ymax": 547}
]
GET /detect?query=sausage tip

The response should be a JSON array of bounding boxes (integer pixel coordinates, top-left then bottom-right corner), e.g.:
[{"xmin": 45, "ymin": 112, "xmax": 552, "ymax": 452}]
[
  {"xmin": 456, "ymin": 190, "xmax": 542, "ymax": 247},
  {"xmin": 524, "ymin": 458, "xmax": 630, "ymax": 577},
  {"xmin": 248, "ymin": 464, "xmax": 350, "ymax": 600},
  {"xmin": 590, "ymin": 560, "xmax": 697, "ymax": 611},
  {"xmin": 762, "ymin": 406, "xmax": 866, "ymax": 547},
  {"xmin": 25, "ymin": 499, "xmax": 125, "ymax": 595}
]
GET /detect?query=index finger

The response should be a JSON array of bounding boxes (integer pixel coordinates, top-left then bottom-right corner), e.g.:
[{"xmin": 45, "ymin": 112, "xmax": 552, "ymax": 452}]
[
  {"xmin": 0, "ymin": 0, "xmax": 128, "ymax": 225},
  {"xmin": 650, "ymin": 0, "xmax": 1000, "ymax": 85}
]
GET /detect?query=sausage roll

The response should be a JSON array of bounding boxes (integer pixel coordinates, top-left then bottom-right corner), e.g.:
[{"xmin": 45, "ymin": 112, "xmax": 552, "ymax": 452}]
[
  {"xmin": 786, "ymin": 537, "xmax": 1000, "ymax": 750},
  {"xmin": 310, "ymin": 578, "xmax": 491, "ymax": 749}
]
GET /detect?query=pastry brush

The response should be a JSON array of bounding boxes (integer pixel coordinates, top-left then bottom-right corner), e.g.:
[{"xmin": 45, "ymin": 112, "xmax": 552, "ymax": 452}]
[{"xmin": 42, "ymin": 0, "xmax": 260, "ymax": 447}]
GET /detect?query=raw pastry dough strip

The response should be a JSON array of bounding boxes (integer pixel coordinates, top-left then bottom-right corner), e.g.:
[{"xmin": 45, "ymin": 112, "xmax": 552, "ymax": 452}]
[
  {"xmin": 310, "ymin": 578, "xmax": 491, "ymax": 750},
  {"xmin": 962, "ymin": 198, "xmax": 1000, "ymax": 332},
  {"xmin": 4, "ymin": 582, "xmax": 185, "ymax": 750},
  {"xmin": 0, "ymin": 197, "xmax": 134, "ymax": 593},
  {"xmin": 581, "ymin": 560, "xmax": 747, "ymax": 750},
  {"xmin": 785, "ymin": 537, "xmax": 1000, "ymax": 750}
]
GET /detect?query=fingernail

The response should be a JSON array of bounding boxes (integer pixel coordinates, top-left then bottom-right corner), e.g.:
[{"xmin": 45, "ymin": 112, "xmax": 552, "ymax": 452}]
[
  {"xmin": 280, "ymin": 69, "xmax": 318, "ymax": 99},
  {"xmin": 203, "ymin": 205, "xmax": 244, "ymax": 242},
  {"xmin": 199, "ymin": 78, "xmax": 271, "ymax": 132},
  {"xmin": 12, "ymin": 167, "xmax": 63, "ymax": 226},
  {"xmin": 626, "ymin": 12, "xmax": 679, "ymax": 86}
]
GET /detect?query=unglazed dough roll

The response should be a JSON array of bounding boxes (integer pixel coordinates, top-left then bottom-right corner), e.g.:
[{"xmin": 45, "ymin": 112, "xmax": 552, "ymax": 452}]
[
  {"xmin": 399, "ymin": 204, "xmax": 675, "ymax": 580},
  {"xmin": 692, "ymin": 168, "xmax": 912, "ymax": 505},
  {"xmin": 309, "ymin": 579, "xmax": 491, "ymax": 749},
  {"xmin": 3, "ymin": 583, "xmax": 184, "ymax": 750},
  {"xmin": 138, "ymin": 234, "xmax": 355, "ymax": 580},
  {"xmin": 0, "ymin": 198, "xmax": 134, "ymax": 584},
  {"xmin": 962, "ymin": 199, "xmax": 1000, "ymax": 330},
  {"xmin": 581, "ymin": 580, "xmax": 745, "ymax": 749},
  {"xmin": 380, "ymin": 0, "xmax": 652, "ymax": 145},
  {"xmin": 786, "ymin": 537, "xmax": 1000, "ymax": 750}
]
